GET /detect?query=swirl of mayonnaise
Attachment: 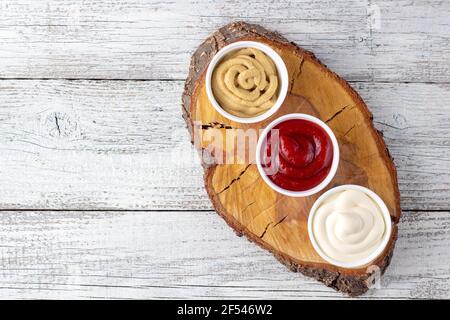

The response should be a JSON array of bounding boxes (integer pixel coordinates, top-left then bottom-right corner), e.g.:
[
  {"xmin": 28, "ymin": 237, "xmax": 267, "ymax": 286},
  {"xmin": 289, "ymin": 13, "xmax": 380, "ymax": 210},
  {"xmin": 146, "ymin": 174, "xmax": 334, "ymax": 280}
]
[
  {"xmin": 211, "ymin": 48, "xmax": 279, "ymax": 117},
  {"xmin": 311, "ymin": 189, "xmax": 386, "ymax": 264}
]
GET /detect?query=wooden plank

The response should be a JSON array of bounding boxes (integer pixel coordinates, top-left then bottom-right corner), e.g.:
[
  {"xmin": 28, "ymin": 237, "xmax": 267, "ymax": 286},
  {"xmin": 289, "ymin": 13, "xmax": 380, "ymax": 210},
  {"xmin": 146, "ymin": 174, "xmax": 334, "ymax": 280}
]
[
  {"xmin": 0, "ymin": 0, "xmax": 448, "ymax": 82},
  {"xmin": 0, "ymin": 209, "xmax": 447, "ymax": 299},
  {"xmin": 0, "ymin": 79, "xmax": 448, "ymax": 211}
]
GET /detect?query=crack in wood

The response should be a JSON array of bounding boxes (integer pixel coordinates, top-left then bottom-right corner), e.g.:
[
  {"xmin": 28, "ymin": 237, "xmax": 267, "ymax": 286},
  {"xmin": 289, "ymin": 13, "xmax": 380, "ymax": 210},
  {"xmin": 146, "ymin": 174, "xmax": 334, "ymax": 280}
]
[
  {"xmin": 201, "ymin": 122, "xmax": 233, "ymax": 130},
  {"xmin": 325, "ymin": 104, "xmax": 354, "ymax": 123},
  {"xmin": 374, "ymin": 121, "xmax": 410, "ymax": 131},
  {"xmin": 54, "ymin": 114, "xmax": 61, "ymax": 136},
  {"xmin": 259, "ymin": 222, "xmax": 272, "ymax": 239},
  {"xmin": 343, "ymin": 125, "xmax": 356, "ymax": 137},
  {"xmin": 289, "ymin": 57, "xmax": 305, "ymax": 92},
  {"xmin": 272, "ymin": 214, "xmax": 288, "ymax": 228},
  {"xmin": 241, "ymin": 201, "xmax": 256, "ymax": 214},
  {"xmin": 255, "ymin": 210, "xmax": 291, "ymax": 240},
  {"xmin": 243, "ymin": 197, "xmax": 284, "ymax": 230},
  {"xmin": 238, "ymin": 174, "xmax": 261, "ymax": 195},
  {"xmin": 259, "ymin": 215, "xmax": 288, "ymax": 240},
  {"xmin": 340, "ymin": 118, "xmax": 366, "ymax": 138},
  {"xmin": 217, "ymin": 164, "xmax": 251, "ymax": 195}
]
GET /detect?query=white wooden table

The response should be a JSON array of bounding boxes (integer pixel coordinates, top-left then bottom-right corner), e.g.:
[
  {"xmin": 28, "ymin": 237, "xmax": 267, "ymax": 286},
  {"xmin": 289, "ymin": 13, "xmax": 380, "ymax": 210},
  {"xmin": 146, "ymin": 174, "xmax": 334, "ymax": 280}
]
[{"xmin": 0, "ymin": 0, "xmax": 449, "ymax": 299}]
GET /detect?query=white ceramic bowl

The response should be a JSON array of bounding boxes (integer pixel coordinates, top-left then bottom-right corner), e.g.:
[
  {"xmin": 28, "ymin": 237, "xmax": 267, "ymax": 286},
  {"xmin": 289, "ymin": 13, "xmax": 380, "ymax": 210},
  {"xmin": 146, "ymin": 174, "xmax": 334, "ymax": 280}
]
[
  {"xmin": 205, "ymin": 41, "xmax": 289, "ymax": 124},
  {"xmin": 256, "ymin": 113, "xmax": 340, "ymax": 197},
  {"xmin": 307, "ymin": 184, "xmax": 393, "ymax": 269}
]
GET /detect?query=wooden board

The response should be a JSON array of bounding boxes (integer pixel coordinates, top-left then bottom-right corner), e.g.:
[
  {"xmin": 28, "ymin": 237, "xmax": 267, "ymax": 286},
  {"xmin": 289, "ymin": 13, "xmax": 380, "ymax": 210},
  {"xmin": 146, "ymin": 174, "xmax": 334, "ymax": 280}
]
[{"xmin": 183, "ymin": 22, "xmax": 401, "ymax": 296}]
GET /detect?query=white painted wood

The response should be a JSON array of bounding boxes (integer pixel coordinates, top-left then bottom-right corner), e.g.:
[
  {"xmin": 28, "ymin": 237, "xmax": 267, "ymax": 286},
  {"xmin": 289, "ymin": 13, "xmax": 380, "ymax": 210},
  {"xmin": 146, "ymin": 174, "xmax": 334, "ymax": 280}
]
[
  {"xmin": 0, "ymin": 0, "xmax": 448, "ymax": 82},
  {"xmin": 0, "ymin": 80, "xmax": 448, "ymax": 211},
  {"xmin": 0, "ymin": 0, "xmax": 448, "ymax": 300},
  {"xmin": 0, "ymin": 210, "xmax": 447, "ymax": 299}
]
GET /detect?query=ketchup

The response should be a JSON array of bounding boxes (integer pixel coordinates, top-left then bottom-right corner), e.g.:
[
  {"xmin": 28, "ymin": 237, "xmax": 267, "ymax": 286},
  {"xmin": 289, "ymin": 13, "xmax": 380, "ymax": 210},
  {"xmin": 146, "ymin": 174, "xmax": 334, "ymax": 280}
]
[{"xmin": 262, "ymin": 119, "xmax": 333, "ymax": 191}]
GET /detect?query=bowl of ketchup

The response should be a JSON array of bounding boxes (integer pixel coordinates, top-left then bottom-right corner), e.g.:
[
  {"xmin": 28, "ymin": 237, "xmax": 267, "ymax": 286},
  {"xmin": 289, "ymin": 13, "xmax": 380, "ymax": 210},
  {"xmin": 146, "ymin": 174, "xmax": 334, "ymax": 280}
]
[{"xmin": 256, "ymin": 113, "xmax": 339, "ymax": 197}]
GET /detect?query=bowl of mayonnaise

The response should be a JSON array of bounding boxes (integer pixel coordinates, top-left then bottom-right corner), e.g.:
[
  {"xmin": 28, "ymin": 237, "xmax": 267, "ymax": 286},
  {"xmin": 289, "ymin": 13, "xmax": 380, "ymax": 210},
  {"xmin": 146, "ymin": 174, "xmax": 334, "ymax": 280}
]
[{"xmin": 307, "ymin": 184, "xmax": 392, "ymax": 269}]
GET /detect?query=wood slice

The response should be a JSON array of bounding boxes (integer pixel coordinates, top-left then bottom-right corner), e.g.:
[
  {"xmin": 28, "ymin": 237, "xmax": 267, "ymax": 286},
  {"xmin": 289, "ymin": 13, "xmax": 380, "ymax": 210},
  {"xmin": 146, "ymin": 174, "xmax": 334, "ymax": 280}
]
[{"xmin": 182, "ymin": 21, "xmax": 401, "ymax": 296}]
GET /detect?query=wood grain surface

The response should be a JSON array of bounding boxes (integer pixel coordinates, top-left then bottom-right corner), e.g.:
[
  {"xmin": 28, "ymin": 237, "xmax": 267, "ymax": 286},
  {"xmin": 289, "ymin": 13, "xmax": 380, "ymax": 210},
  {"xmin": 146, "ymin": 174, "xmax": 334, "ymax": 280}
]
[
  {"xmin": 184, "ymin": 21, "xmax": 401, "ymax": 295},
  {"xmin": 0, "ymin": 0, "xmax": 449, "ymax": 299}
]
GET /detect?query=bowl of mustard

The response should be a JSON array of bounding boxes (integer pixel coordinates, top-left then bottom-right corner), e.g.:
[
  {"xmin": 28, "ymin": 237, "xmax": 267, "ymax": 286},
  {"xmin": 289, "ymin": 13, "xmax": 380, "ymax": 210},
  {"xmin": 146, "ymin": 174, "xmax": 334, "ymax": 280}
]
[{"xmin": 205, "ymin": 41, "xmax": 289, "ymax": 123}]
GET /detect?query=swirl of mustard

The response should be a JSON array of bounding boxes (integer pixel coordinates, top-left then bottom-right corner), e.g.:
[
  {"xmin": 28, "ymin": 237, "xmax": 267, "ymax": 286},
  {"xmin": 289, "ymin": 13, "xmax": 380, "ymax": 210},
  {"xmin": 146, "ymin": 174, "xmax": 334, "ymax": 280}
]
[
  {"xmin": 312, "ymin": 189, "xmax": 386, "ymax": 264},
  {"xmin": 211, "ymin": 48, "xmax": 279, "ymax": 117}
]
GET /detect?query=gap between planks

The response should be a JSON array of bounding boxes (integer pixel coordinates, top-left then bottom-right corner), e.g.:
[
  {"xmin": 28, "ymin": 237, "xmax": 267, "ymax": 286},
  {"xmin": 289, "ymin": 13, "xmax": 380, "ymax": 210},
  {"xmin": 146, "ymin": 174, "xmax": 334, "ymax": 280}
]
[
  {"xmin": 0, "ymin": 209, "xmax": 445, "ymax": 213},
  {"xmin": 0, "ymin": 78, "xmax": 449, "ymax": 85}
]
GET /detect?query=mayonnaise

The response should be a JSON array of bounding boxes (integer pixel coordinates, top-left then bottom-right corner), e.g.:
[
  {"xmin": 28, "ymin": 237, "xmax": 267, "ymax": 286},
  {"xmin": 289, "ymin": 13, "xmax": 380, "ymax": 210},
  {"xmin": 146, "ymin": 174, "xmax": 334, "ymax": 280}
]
[{"xmin": 311, "ymin": 189, "xmax": 386, "ymax": 264}]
